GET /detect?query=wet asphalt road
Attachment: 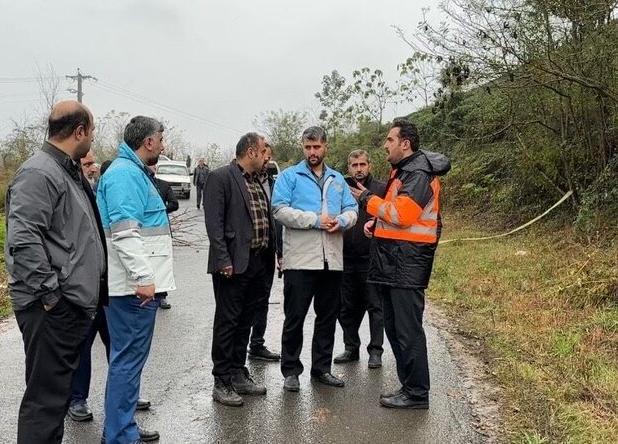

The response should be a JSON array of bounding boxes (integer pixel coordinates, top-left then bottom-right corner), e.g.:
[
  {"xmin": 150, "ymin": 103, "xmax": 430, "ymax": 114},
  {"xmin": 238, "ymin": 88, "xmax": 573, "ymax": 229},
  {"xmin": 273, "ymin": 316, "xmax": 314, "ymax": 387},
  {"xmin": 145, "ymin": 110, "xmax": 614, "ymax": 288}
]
[{"xmin": 0, "ymin": 194, "xmax": 483, "ymax": 444}]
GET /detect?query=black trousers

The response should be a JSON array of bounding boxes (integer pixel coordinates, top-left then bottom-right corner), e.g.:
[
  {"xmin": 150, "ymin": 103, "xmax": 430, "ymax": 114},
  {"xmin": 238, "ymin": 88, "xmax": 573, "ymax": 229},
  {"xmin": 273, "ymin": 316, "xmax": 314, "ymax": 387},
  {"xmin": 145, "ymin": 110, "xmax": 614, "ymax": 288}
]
[
  {"xmin": 249, "ymin": 254, "xmax": 276, "ymax": 351},
  {"xmin": 375, "ymin": 285, "xmax": 430, "ymax": 398},
  {"xmin": 70, "ymin": 306, "xmax": 110, "ymax": 404},
  {"xmin": 211, "ymin": 250, "xmax": 268, "ymax": 381},
  {"xmin": 281, "ymin": 268, "xmax": 342, "ymax": 377},
  {"xmin": 338, "ymin": 270, "xmax": 384, "ymax": 354},
  {"xmin": 15, "ymin": 298, "xmax": 92, "ymax": 444}
]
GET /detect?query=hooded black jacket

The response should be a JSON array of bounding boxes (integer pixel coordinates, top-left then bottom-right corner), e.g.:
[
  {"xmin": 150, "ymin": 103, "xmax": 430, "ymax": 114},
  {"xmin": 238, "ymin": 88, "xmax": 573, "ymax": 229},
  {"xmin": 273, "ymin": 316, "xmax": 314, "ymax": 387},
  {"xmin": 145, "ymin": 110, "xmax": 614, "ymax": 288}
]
[{"xmin": 360, "ymin": 149, "xmax": 450, "ymax": 288}]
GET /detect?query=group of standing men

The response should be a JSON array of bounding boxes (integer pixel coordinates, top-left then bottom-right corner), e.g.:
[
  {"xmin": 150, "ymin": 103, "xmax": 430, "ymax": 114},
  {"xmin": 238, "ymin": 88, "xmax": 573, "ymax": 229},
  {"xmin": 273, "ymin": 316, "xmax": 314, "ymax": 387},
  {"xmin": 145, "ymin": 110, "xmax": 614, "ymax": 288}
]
[
  {"xmin": 4, "ymin": 99, "xmax": 449, "ymax": 443},
  {"xmin": 203, "ymin": 121, "xmax": 450, "ymax": 410},
  {"xmin": 5, "ymin": 101, "xmax": 174, "ymax": 443}
]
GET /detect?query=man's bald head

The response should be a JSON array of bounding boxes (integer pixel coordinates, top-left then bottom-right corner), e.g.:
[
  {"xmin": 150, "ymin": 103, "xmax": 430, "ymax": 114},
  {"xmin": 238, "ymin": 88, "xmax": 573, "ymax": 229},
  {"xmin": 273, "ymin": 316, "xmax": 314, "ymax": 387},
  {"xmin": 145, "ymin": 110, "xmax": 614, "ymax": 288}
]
[{"xmin": 48, "ymin": 101, "xmax": 93, "ymax": 141}]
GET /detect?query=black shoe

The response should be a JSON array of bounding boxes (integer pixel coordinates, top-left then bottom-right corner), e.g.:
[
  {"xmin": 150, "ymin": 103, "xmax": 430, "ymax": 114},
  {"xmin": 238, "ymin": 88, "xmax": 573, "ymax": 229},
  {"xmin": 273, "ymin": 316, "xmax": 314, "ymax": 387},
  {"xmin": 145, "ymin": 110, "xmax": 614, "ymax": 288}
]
[
  {"xmin": 333, "ymin": 350, "xmax": 359, "ymax": 364},
  {"xmin": 380, "ymin": 391, "xmax": 429, "ymax": 409},
  {"xmin": 136, "ymin": 398, "xmax": 151, "ymax": 411},
  {"xmin": 368, "ymin": 352, "xmax": 382, "ymax": 369},
  {"xmin": 68, "ymin": 401, "xmax": 93, "ymax": 422},
  {"xmin": 138, "ymin": 427, "xmax": 160, "ymax": 442},
  {"xmin": 380, "ymin": 387, "xmax": 404, "ymax": 399},
  {"xmin": 283, "ymin": 375, "xmax": 300, "ymax": 392},
  {"xmin": 312, "ymin": 372, "xmax": 345, "ymax": 387},
  {"xmin": 248, "ymin": 347, "xmax": 280, "ymax": 362},
  {"xmin": 212, "ymin": 378, "xmax": 243, "ymax": 406},
  {"xmin": 231, "ymin": 368, "xmax": 266, "ymax": 395},
  {"xmin": 159, "ymin": 298, "xmax": 171, "ymax": 309}
]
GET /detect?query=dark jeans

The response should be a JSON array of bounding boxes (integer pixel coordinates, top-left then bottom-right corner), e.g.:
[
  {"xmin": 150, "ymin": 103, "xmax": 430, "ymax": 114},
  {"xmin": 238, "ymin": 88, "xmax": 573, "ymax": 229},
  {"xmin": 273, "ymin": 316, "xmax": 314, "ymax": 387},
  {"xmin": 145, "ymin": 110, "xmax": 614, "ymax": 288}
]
[
  {"xmin": 338, "ymin": 270, "xmax": 384, "ymax": 354},
  {"xmin": 376, "ymin": 285, "xmax": 430, "ymax": 398},
  {"xmin": 281, "ymin": 267, "xmax": 342, "ymax": 377},
  {"xmin": 71, "ymin": 306, "xmax": 110, "ymax": 405},
  {"xmin": 211, "ymin": 250, "xmax": 268, "ymax": 381},
  {"xmin": 249, "ymin": 254, "xmax": 276, "ymax": 351},
  {"xmin": 196, "ymin": 183, "xmax": 205, "ymax": 207},
  {"xmin": 15, "ymin": 298, "xmax": 92, "ymax": 444}
]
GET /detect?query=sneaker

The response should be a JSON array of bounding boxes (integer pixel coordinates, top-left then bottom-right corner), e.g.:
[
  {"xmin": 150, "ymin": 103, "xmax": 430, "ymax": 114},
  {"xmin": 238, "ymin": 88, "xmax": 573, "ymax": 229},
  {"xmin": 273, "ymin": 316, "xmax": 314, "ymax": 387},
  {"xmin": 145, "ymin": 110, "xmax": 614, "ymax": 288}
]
[
  {"xmin": 159, "ymin": 298, "xmax": 171, "ymax": 309},
  {"xmin": 283, "ymin": 375, "xmax": 300, "ymax": 392},
  {"xmin": 212, "ymin": 377, "xmax": 243, "ymax": 407},
  {"xmin": 68, "ymin": 400, "xmax": 93, "ymax": 422},
  {"xmin": 248, "ymin": 347, "xmax": 280, "ymax": 362},
  {"xmin": 136, "ymin": 398, "xmax": 151, "ymax": 411},
  {"xmin": 231, "ymin": 368, "xmax": 267, "ymax": 395},
  {"xmin": 333, "ymin": 349, "xmax": 359, "ymax": 364}
]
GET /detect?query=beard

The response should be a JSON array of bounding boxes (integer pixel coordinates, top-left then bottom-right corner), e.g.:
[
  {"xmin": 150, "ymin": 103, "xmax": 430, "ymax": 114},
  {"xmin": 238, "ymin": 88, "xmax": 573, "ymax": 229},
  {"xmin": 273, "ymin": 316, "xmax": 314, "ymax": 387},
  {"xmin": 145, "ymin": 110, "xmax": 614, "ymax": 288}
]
[
  {"xmin": 353, "ymin": 172, "xmax": 367, "ymax": 181},
  {"xmin": 307, "ymin": 154, "xmax": 324, "ymax": 166},
  {"xmin": 146, "ymin": 152, "xmax": 160, "ymax": 166}
]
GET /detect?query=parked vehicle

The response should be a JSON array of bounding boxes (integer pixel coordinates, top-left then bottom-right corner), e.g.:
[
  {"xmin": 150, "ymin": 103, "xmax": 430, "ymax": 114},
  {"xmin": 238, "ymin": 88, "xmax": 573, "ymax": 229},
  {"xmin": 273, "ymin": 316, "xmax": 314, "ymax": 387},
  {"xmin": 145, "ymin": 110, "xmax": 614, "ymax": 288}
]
[
  {"xmin": 156, "ymin": 161, "xmax": 191, "ymax": 199},
  {"xmin": 266, "ymin": 160, "xmax": 280, "ymax": 180}
]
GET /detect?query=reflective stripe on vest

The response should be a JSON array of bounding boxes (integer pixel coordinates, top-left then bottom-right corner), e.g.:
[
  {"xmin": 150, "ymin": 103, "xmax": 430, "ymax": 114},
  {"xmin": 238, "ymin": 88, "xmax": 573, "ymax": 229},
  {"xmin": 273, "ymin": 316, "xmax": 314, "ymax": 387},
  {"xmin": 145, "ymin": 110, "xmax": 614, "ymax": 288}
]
[{"xmin": 374, "ymin": 177, "xmax": 441, "ymax": 243}]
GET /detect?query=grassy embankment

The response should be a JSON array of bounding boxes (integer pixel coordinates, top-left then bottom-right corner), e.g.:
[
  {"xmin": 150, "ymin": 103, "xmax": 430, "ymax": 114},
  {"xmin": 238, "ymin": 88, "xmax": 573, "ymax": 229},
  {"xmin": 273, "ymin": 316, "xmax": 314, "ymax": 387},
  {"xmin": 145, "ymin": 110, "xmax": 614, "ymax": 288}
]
[{"xmin": 431, "ymin": 217, "xmax": 617, "ymax": 443}]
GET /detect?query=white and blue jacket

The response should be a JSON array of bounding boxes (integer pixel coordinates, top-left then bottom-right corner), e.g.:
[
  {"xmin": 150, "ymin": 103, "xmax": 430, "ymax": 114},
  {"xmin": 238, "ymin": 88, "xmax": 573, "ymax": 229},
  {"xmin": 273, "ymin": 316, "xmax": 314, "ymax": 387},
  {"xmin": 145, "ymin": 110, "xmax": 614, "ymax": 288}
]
[
  {"xmin": 96, "ymin": 143, "xmax": 176, "ymax": 296},
  {"xmin": 272, "ymin": 160, "xmax": 358, "ymax": 271}
]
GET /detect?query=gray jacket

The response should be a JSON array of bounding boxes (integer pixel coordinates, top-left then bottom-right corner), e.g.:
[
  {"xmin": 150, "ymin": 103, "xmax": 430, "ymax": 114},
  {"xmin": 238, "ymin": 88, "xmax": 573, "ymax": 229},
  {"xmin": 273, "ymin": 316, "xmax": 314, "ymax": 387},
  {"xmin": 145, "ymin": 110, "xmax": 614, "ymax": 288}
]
[{"xmin": 4, "ymin": 142, "xmax": 106, "ymax": 316}]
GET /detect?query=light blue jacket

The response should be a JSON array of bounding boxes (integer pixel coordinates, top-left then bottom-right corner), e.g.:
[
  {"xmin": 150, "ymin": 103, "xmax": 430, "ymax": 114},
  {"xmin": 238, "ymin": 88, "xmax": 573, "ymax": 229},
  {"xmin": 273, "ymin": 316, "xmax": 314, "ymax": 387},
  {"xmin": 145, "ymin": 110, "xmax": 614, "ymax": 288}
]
[
  {"xmin": 96, "ymin": 143, "xmax": 175, "ymax": 296},
  {"xmin": 272, "ymin": 160, "xmax": 358, "ymax": 271}
]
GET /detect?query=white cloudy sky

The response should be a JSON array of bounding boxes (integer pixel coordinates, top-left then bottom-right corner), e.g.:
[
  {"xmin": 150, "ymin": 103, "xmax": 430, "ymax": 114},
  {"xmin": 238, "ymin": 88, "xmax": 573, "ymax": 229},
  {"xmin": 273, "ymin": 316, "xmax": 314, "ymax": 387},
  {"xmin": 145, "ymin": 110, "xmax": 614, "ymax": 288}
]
[{"xmin": 0, "ymin": 0, "xmax": 439, "ymax": 152}]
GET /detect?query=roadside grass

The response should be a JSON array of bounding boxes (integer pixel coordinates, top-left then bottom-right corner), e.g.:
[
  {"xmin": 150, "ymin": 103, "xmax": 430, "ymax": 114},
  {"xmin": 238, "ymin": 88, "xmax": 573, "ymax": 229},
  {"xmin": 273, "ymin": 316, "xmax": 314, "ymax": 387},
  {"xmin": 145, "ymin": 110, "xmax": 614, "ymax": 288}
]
[
  {"xmin": 0, "ymin": 215, "xmax": 9, "ymax": 319},
  {"xmin": 430, "ymin": 217, "xmax": 618, "ymax": 443}
]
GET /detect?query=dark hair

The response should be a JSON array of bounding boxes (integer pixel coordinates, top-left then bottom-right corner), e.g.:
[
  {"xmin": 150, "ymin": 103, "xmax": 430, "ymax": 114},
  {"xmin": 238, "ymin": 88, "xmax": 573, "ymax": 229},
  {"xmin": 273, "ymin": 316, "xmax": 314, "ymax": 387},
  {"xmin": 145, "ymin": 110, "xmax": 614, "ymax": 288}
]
[
  {"xmin": 48, "ymin": 108, "xmax": 91, "ymax": 140},
  {"xmin": 391, "ymin": 118, "xmax": 420, "ymax": 151},
  {"xmin": 124, "ymin": 116, "xmax": 164, "ymax": 150},
  {"xmin": 301, "ymin": 126, "xmax": 327, "ymax": 143},
  {"xmin": 347, "ymin": 149, "xmax": 370, "ymax": 164},
  {"xmin": 100, "ymin": 159, "xmax": 113, "ymax": 176},
  {"xmin": 235, "ymin": 132, "xmax": 261, "ymax": 157}
]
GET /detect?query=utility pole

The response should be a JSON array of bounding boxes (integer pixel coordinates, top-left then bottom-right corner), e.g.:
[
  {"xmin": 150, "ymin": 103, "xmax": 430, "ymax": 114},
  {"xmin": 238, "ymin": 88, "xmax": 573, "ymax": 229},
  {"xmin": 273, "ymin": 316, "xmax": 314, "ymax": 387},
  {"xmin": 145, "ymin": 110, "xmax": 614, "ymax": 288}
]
[{"xmin": 66, "ymin": 68, "xmax": 96, "ymax": 103}]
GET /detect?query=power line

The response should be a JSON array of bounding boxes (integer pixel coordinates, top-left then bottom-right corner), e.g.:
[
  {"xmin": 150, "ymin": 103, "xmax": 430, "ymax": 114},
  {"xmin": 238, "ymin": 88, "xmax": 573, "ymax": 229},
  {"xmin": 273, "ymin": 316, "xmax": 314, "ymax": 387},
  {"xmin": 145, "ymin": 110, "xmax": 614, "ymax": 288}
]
[{"xmin": 93, "ymin": 80, "xmax": 242, "ymax": 134}]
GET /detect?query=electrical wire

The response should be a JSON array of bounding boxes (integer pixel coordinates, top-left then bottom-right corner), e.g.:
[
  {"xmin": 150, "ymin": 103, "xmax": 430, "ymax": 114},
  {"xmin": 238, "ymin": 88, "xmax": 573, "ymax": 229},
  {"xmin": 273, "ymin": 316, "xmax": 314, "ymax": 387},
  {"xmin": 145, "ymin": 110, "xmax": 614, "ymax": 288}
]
[{"xmin": 93, "ymin": 80, "xmax": 242, "ymax": 135}]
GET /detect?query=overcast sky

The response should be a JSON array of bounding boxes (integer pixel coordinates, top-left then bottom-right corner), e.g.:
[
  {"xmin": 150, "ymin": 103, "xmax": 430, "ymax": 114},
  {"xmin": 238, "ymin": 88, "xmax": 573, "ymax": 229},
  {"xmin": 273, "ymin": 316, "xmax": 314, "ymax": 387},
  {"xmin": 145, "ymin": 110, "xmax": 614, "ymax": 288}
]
[{"xmin": 0, "ymin": 0, "xmax": 439, "ymax": 153}]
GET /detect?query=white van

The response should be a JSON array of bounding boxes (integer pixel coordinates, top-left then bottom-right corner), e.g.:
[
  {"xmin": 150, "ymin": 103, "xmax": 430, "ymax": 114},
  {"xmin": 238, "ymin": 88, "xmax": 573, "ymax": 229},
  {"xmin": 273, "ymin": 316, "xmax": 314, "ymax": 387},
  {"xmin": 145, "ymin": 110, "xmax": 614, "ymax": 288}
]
[{"xmin": 156, "ymin": 161, "xmax": 191, "ymax": 199}]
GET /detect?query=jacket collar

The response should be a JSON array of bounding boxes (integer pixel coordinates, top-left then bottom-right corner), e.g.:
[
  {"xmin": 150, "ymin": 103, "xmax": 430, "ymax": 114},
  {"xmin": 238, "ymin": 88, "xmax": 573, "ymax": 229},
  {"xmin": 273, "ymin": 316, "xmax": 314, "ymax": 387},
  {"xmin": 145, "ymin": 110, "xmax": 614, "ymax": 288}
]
[
  {"xmin": 118, "ymin": 142, "xmax": 149, "ymax": 172},
  {"xmin": 42, "ymin": 141, "xmax": 82, "ymax": 182},
  {"xmin": 230, "ymin": 160, "xmax": 252, "ymax": 214},
  {"xmin": 296, "ymin": 159, "xmax": 335, "ymax": 179}
]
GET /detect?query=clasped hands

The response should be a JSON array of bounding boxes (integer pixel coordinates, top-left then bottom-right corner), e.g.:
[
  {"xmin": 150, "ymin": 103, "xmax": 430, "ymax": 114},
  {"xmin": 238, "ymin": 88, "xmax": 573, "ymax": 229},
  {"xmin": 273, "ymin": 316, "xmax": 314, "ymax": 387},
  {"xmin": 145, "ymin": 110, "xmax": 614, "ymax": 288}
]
[{"xmin": 319, "ymin": 213, "xmax": 341, "ymax": 233}]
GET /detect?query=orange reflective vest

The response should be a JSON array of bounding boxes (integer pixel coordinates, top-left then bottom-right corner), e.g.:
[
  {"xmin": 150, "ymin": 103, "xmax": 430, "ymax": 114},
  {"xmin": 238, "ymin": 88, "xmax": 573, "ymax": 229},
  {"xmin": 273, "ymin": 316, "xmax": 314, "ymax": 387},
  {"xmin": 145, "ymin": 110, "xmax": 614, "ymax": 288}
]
[{"xmin": 366, "ymin": 170, "xmax": 441, "ymax": 244}]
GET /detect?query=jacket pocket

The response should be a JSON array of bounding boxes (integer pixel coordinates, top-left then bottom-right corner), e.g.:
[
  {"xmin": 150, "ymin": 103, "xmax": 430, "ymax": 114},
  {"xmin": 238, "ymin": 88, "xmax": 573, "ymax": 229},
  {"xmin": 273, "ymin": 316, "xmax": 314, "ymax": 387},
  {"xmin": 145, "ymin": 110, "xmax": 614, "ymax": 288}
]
[{"xmin": 145, "ymin": 241, "xmax": 169, "ymax": 257}]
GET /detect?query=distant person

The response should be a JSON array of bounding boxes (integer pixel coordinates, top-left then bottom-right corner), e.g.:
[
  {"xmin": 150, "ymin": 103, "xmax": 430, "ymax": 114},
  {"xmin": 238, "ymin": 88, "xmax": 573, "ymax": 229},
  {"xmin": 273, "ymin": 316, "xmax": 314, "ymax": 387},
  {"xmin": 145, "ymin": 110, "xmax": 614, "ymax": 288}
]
[
  {"xmin": 334, "ymin": 150, "xmax": 386, "ymax": 368},
  {"xmin": 5, "ymin": 100, "xmax": 106, "ymax": 443},
  {"xmin": 356, "ymin": 118, "xmax": 450, "ymax": 409},
  {"xmin": 204, "ymin": 132, "xmax": 271, "ymax": 407},
  {"xmin": 151, "ymin": 164, "xmax": 179, "ymax": 309},
  {"xmin": 193, "ymin": 158, "xmax": 210, "ymax": 209},
  {"xmin": 247, "ymin": 140, "xmax": 281, "ymax": 362},
  {"xmin": 272, "ymin": 126, "xmax": 358, "ymax": 392},
  {"xmin": 97, "ymin": 116, "xmax": 175, "ymax": 443}
]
